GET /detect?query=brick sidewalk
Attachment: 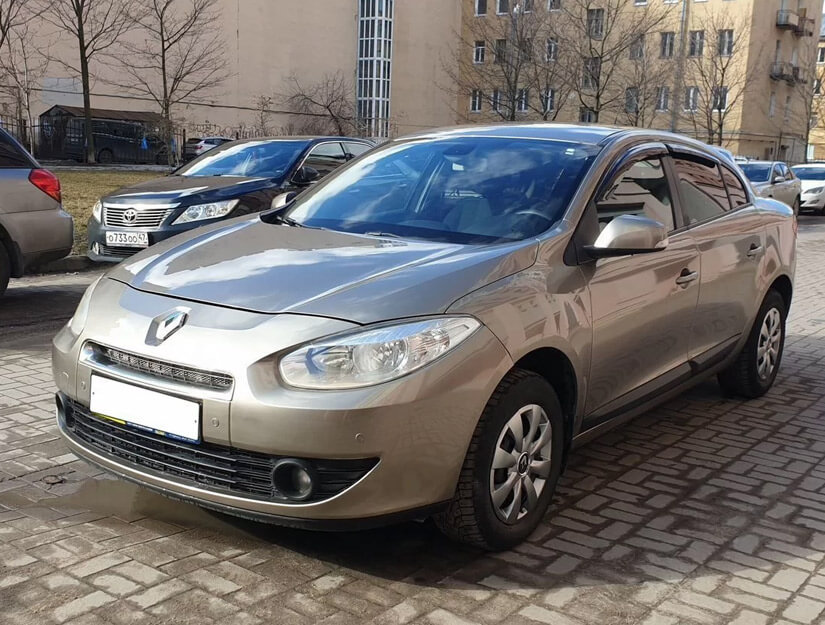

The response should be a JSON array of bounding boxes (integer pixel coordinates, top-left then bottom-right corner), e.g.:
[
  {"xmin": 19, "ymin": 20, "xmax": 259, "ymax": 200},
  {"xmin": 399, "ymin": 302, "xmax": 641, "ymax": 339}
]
[{"xmin": 2, "ymin": 235, "xmax": 825, "ymax": 625}]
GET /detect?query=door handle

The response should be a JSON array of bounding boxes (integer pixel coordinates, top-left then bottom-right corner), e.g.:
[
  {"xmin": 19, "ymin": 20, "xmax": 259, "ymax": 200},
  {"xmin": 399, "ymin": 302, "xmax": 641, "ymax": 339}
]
[
  {"xmin": 747, "ymin": 244, "xmax": 764, "ymax": 258},
  {"xmin": 676, "ymin": 270, "xmax": 699, "ymax": 286}
]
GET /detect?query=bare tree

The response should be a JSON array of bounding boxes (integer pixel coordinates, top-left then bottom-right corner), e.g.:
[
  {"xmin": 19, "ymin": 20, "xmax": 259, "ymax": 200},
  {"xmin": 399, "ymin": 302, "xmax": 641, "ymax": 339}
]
[
  {"xmin": 108, "ymin": 0, "xmax": 228, "ymax": 164},
  {"xmin": 681, "ymin": 7, "xmax": 755, "ymax": 146},
  {"xmin": 781, "ymin": 41, "xmax": 823, "ymax": 163},
  {"xmin": 0, "ymin": 20, "xmax": 50, "ymax": 154},
  {"xmin": 558, "ymin": 0, "xmax": 672, "ymax": 123},
  {"xmin": 253, "ymin": 95, "xmax": 274, "ymax": 136},
  {"xmin": 445, "ymin": 2, "xmax": 561, "ymax": 122},
  {"xmin": 38, "ymin": 0, "xmax": 133, "ymax": 163},
  {"xmin": 0, "ymin": 0, "xmax": 27, "ymax": 52},
  {"xmin": 614, "ymin": 42, "xmax": 671, "ymax": 128},
  {"xmin": 281, "ymin": 72, "xmax": 355, "ymax": 136}
]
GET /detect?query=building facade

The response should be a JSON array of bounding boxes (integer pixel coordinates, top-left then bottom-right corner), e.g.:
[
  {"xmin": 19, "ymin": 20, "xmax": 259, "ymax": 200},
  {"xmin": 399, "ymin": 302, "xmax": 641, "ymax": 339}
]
[
  {"xmin": 15, "ymin": 0, "xmax": 461, "ymax": 140},
  {"xmin": 458, "ymin": 0, "xmax": 822, "ymax": 163},
  {"xmin": 805, "ymin": 20, "xmax": 825, "ymax": 160}
]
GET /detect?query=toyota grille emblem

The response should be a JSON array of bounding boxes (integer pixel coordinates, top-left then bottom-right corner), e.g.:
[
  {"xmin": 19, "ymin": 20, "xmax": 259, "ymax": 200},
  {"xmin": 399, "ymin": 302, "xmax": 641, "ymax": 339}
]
[{"xmin": 123, "ymin": 208, "xmax": 138, "ymax": 223}]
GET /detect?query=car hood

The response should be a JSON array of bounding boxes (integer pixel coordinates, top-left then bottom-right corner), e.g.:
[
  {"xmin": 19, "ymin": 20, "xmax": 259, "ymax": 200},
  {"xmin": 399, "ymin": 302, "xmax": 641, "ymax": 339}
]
[
  {"xmin": 800, "ymin": 179, "xmax": 825, "ymax": 192},
  {"xmin": 106, "ymin": 217, "xmax": 538, "ymax": 323},
  {"xmin": 102, "ymin": 175, "xmax": 280, "ymax": 205}
]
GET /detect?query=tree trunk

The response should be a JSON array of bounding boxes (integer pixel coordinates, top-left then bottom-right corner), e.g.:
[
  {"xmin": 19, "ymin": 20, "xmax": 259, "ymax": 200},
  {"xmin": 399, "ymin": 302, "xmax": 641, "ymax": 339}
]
[{"xmin": 77, "ymin": 30, "xmax": 95, "ymax": 164}]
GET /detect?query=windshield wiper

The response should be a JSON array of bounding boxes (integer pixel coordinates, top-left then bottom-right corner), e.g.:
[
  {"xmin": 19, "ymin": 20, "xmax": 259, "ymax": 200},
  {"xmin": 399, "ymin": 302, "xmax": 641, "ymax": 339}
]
[
  {"xmin": 273, "ymin": 214, "xmax": 305, "ymax": 228},
  {"xmin": 364, "ymin": 231, "xmax": 403, "ymax": 239}
]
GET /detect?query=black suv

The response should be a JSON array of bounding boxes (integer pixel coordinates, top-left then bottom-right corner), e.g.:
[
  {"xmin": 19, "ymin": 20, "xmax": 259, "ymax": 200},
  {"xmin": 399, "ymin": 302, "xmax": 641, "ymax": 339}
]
[{"xmin": 87, "ymin": 136, "xmax": 373, "ymax": 262}]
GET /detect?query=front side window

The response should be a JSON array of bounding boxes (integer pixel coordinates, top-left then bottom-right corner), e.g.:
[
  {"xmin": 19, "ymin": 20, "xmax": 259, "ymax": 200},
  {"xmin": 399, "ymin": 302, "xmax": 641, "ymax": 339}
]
[
  {"xmin": 283, "ymin": 137, "xmax": 601, "ymax": 244},
  {"xmin": 672, "ymin": 156, "xmax": 729, "ymax": 225},
  {"xmin": 597, "ymin": 157, "xmax": 674, "ymax": 231},
  {"xmin": 176, "ymin": 140, "xmax": 307, "ymax": 178},
  {"xmin": 303, "ymin": 142, "xmax": 348, "ymax": 177}
]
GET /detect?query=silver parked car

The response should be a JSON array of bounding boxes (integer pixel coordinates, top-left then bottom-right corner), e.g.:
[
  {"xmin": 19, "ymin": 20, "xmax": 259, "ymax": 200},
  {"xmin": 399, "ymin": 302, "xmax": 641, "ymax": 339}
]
[
  {"xmin": 790, "ymin": 164, "xmax": 825, "ymax": 215},
  {"xmin": 0, "ymin": 128, "xmax": 73, "ymax": 296},
  {"xmin": 53, "ymin": 125, "xmax": 795, "ymax": 550},
  {"xmin": 739, "ymin": 160, "xmax": 801, "ymax": 213}
]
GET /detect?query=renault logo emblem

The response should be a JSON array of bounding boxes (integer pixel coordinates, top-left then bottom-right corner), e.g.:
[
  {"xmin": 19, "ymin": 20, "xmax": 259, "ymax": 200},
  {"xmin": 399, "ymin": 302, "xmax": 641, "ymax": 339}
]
[
  {"xmin": 147, "ymin": 309, "xmax": 189, "ymax": 345},
  {"xmin": 123, "ymin": 208, "xmax": 138, "ymax": 223}
]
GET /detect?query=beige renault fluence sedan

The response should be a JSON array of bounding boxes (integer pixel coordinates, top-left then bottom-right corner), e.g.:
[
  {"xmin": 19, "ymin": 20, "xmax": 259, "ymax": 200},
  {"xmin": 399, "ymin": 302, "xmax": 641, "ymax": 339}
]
[{"xmin": 53, "ymin": 125, "xmax": 795, "ymax": 550}]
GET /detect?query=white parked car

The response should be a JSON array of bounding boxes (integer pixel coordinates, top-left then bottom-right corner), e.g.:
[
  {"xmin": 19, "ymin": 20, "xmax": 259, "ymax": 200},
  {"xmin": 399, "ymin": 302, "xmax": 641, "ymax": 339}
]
[
  {"xmin": 791, "ymin": 164, "xmax": 825, "ymax": 215},
  {"xmin": 739, "ymin": 161, "xmax": 801, "ymax": 214}
]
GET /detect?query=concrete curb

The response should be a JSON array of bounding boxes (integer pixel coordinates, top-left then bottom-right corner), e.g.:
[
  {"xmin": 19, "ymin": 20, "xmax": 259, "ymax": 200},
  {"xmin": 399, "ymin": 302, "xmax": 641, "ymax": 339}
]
[{"xmin": 32, "ymin": 255, "xmax": 105, "ymax": 275}]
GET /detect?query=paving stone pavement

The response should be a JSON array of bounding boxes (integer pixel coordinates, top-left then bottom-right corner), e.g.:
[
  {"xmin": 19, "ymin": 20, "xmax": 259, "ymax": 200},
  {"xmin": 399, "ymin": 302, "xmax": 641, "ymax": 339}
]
[{"xmin": 3, "ymin": 224, "xmax": 825, "ymax": 625}]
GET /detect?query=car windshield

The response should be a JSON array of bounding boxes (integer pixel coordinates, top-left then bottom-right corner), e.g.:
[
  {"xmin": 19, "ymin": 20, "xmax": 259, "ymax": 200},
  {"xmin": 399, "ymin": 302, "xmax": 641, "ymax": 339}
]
[
  {"xmin": 281, "ymin": 137, "xmax": 600, "ymax": 245},
  {"xmin": 176, "ymin": 140, "xmax": 307, "ymax": 178},
  {"xmin": 792, "ymin": 166, "xmax": 825, "ymax": 180},
  {"xmin": 739, "ymin": 164, "xmax": 772, "ymax": 183}
]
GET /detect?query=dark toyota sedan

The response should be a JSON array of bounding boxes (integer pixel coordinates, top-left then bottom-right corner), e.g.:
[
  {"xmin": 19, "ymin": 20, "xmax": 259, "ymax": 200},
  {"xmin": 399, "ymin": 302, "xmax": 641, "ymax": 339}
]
[{"xmin": 87, "ymin": 136, "xmax": 373, "ymax": 261}]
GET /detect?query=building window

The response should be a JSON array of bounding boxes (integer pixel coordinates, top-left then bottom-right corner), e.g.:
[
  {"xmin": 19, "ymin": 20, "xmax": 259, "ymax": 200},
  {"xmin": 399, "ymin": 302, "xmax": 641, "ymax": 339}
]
[
  {"xmin": 630, "ymin": 35, "xmax": 645, "ymax": 60},
  {"xmin": 491, "ymin": 89, "xmax": 502, "ymax": 112},
  {"xmin": 475, "ymin": 0, "xmax": 487, "ymax": 16},
  {"xmin": 520, "ymin": 38, "xmax": 533, "ymax": 61},
  {"xmin": 541, "ymin": 88, "xmax": 556, "ymax": 114},
  {"xmin": 471, "ymin": 90, "xmax": 483, "ymax": 112},
  {"xmin": 784, "ymin": 95, "xmax": 792, "ymax": 122},
  {"xmin": 818, "ymin": 47, "xmax": 825, "ymax": 64},
  {"xmin": 718, "ymin": 29, "xmax": 734, "ymax": 57},
  {"xmin": 517, "ymin": 88, "xmax": 529, "ymax": 112},
  {"xmin": 548, "ymin": 0, "xmax": 561, "ymax": 10},
  {"xmin": 685, "ymin": 86, "xmax": 699, "ymax": 112},
  {"xmin": 815, "ymin": 79, "xmax": 822, "ymax": 96},
  {"xmin": 634, "ymin": 0, "xmax": 647, "ymax": 5},
  {"xmin": 546, "ymin": 37, "xmax": 558, "ymax": 62},
  {"xmin": 497, "ymin": 0, "xmax": 508, "ymax": 14},
  {"xmin": 495, "ymin": 39, "xmax": 506, "ymax": 63},
  {"xmin": 357, "ymin": 0, "xmax": 394, "ymax": 138},
  {"xmin": 769, "ymin": 92, "xmax": 776, "ymax": 117},
  {"xmin": 656, "ymin": 86, "xmax": 670, "ymax": 111},
  {"xmin": 583, "ymin": 57, "xmax": 601, "ymax": 89},
  {"xmin": 580, "ymin": 107, "xmax": 597, "ymax": 123},
  {"xmin": 660, "ymin": 32, "xmax": 675, "ymax": 58},
  {"xmin": 523, "ymin": 0, "xmax": 534, "ymax": 11},
  {"xmin": 474, "ymin": 41, "xmax": 486, "ymax": 64},
  {"xmin": 689, "ymin": 30, "xmax": 704, "ymax": 57},
  {"xmin": 587, "ymin": 9, "xmax": 604, "ymax": 39},
  {"xmin": 625, "ymin": 87, "xmax": 640, "ymax": 113},
  {"xmin": 712, "ymin": 86, "xmax": 728, "ymax": 111}
]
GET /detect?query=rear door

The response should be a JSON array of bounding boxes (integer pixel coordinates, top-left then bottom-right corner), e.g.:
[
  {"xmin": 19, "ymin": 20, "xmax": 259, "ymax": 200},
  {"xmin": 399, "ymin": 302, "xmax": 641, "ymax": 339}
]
[
  {"xmin": 669, "ymin": 150, "xmax": 765, "ymax": 367},
  {"xmin": 777, "ymin": 163, "xmax": 799, "ymax": 208}
]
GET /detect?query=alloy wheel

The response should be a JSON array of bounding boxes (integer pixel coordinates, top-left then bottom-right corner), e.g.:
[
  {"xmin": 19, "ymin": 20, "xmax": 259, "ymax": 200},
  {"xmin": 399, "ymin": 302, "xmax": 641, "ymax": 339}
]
[
  {"xmin": 757, "ymin": 307, "xmax": 782, "ymax": 380},
  {"xmin": 489, "ymin": 404, "xmax": 552, "ymax": 524}
]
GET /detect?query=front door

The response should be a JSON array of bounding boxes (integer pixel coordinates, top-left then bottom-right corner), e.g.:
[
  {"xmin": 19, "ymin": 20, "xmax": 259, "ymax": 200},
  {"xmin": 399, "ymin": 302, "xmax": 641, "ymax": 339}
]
[
  {"xmin": 583, "ymin": 154, "xmax": 700, "ymax": 423},
  {"xmin": 670, "ymin": 154, "xmax": 766, "ymax": 364}
]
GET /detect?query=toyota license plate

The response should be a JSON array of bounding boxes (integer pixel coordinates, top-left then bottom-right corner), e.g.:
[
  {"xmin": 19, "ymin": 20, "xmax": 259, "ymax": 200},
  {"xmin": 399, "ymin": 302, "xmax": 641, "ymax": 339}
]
[{"xmin": 105, "ymin": 231, "xmax": 149, "ymax": 248}]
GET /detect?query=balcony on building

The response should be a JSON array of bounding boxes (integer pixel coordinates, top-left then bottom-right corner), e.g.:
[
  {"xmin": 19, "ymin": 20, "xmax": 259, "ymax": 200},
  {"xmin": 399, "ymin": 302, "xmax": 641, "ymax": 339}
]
[
  {"xmin": 794, "ymin": 10, "xmax": 815, "ymax": 37},
  {"xmin": 776, "ymin": 9, "xmax": 800, "ymax": 30},
  {"xmin": 770, "ymin": 61, "xmax": 792, "ymax": 81},
  {"xmin": 790, "ymin": 64, "xmax": 807, "ymax": 84}
]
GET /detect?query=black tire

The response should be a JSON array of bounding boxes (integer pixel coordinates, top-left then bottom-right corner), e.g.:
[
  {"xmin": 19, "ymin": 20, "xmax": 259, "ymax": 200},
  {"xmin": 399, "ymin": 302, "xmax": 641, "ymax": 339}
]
[
  {"xmin": 0, "ymin": 243, "xmax": 9, "ymax": 297},
  {"xmin": 718, "ymin": 289, "xmax": 786, "ymax": 398},
  {"xmin": 97, "ymin": 149, "xmax": 113, "ymax": 164},
  {"xmin": 434, "ymin": 369, "xmax": 564, "ymax": 551},
  {"xmin": 792, "ymin": 197, "xmax": 800, "ymax": 216}
]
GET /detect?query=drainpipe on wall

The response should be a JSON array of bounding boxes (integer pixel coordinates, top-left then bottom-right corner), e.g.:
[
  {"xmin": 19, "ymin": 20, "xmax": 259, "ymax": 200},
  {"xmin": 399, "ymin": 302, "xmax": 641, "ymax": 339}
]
[{"xmin": 670, "ymin": 0, "xmax": 690, "ymax": 133}]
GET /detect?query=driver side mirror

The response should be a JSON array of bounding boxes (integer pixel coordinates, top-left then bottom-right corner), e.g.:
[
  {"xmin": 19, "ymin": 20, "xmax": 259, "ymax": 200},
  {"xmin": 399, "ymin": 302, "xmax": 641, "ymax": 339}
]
[
  {"xmin": 584, "ymin": 215, "xmax": 668, "ymax": 258},
  {"xmin": 292, "ymin": 165, "xmax": 320, "ymax": 186},
  {"xmin": 772, "ymin": 175, "xmax": 786, "ymax": 184},
  {"xmin": 271, "ymin": 191, "xmax": 298, "ymax": 210}
]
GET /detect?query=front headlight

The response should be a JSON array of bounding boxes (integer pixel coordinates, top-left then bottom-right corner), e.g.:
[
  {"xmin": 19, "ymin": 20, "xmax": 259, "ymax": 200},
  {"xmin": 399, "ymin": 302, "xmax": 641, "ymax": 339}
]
[
  {"xmin": 92, "ymin": 200, "xmax": 102, "ymax": 222},
  {"xmin": 68, "ymin": 277, "xmax": 103, "ymax": 335},
  {"xmin": 806, "ymin": 186, "xmax": 824, "ymax": 195},
  {"xmin": 172, "ymin": 199, "xmax": 239, "ymax": 225},
  {"xmin": 279, "ymin": 317, "xmax": 481, "ymax": 389}
]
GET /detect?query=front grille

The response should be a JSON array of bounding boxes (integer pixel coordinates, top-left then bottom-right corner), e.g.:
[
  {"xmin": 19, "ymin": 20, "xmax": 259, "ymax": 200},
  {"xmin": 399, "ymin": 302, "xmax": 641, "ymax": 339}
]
[
  {"xmin": 104, "ymin": 205, "xmax": 175, "ymax": 228},
  {"xmin": 64, "ymin": 400, "xmax": 377, "ymax": 503},
  {"xmin": 98, "ymin": 244, "xmax": 140, "ymax": 259},
  {"xmin": 89, "ymin": 343, "xmax": 234, "ymax": 392}
]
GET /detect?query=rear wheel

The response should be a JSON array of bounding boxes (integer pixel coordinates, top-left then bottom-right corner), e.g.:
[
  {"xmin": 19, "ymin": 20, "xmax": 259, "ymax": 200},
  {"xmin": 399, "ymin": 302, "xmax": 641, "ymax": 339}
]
[
  {"xmin": 0, "ymin": 243, "xmax": 10, "ymax": 297},
  {"xmin": 718, "ymin": 289, "xmax": 786, "ymax": 398},
  {"xmin": 434, "ymin": 369, "xmax": 564, "ymax": 550},
  {"xmin": 792, "ymin": 197, "xmax": 800, "ymax": 216},
  {"xmin": 97, "ymin": 149, "xmax": 113, "ymax": 164}
]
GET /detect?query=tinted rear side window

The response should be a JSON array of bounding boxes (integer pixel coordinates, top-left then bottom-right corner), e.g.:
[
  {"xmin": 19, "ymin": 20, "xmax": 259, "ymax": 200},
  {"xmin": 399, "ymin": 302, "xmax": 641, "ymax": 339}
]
[
  {"xmin": 721, "ymin": 167, "xmax": 749, "ymax": 209},
  {"xmin": 345, "ymin": 142, "xmax": 371, "ymax": 158},
  {"xmin": 0, "ymin": 132, "xmax": 33, "ymax": 168},
  {"xmin": 672, "ymin": 156, "xmax": 729, "ymax": 225}
]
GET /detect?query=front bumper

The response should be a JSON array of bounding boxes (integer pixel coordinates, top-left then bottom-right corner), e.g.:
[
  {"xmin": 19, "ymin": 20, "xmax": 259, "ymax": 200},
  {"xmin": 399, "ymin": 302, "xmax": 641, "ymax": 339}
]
[
  {"xmin": 86, "ymin": 216, "xmax": 216, "ymax": 262},
  {"xmin": 800, "ymin": 195, "xmax": 825, "ymax": 211},
  {"xmin": 52, "ymin": 278, "xmax": 512, "ymax": 524}
]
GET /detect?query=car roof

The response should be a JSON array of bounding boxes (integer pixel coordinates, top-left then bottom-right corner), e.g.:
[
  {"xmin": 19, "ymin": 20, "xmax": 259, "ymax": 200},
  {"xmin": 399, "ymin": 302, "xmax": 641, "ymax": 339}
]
[
  {"xmin": 790, "ymin": 163, "xmax": 825, "ymax": 168},
  {"xmin": 222, "ymin": 136, "xmax": 371, "ymax": 147},
  {"xmin": 740, "ymin": 160, "xmax": 780, "ymax": 165}
]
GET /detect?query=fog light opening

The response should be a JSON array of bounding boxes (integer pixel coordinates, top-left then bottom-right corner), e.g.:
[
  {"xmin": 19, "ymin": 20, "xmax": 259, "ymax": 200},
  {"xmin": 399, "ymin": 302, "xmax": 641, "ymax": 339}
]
[
  {"xmin": 271, "ymin": 459, "xmax": 316, "ymax": 501},
  {"xmin": 55, "ymin": 393, "xmax": 73, "ymax": 427}
]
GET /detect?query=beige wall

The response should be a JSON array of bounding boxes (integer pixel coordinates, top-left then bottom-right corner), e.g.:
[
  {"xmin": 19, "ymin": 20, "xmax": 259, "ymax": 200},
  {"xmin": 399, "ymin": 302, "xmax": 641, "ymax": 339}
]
[{"xmin": 21, "ymin": 0, "xmax": 460, "ymax": 138}]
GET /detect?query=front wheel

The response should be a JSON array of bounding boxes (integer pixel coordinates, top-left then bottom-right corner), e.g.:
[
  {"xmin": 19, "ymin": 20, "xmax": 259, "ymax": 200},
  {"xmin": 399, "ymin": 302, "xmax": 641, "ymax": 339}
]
[
  {"xmin": 792, "ymin": 197, "xmax": 800, "ymax": 216},
  {"xmin": 0, "ymin": 243, "xmax": 10, "ymax": 297},
  {"xmin": 718, "ymin": 289, "xmax": 786, "ymax": 398},
  {"xmin": 434, "ymin": 369, "xmax": 564, "ymax": 550}
]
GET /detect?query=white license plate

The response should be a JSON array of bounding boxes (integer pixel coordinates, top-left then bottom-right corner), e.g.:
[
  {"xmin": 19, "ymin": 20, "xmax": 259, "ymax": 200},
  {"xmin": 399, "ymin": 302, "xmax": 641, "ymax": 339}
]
[
  {"xmin": 105, "ymin": 231, "xmax": 149, "ymax": 248},
  {"xmin": 89, "ymin": 375, "xmax": 200, "ymax": 442}
]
